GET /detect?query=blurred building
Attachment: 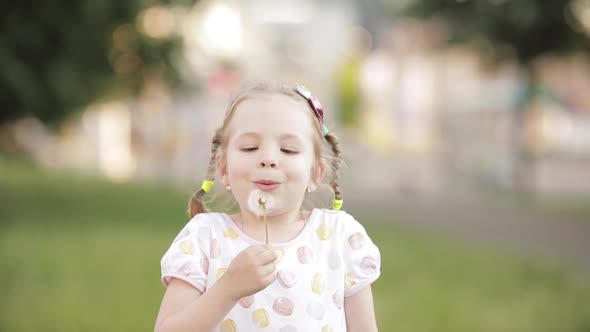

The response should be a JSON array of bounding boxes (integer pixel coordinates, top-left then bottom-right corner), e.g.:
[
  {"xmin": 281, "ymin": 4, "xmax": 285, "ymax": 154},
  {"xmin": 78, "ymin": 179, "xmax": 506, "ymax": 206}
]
[{"xmin": 4, "ymin": 1, "xmax": 590, "ymax": 196}]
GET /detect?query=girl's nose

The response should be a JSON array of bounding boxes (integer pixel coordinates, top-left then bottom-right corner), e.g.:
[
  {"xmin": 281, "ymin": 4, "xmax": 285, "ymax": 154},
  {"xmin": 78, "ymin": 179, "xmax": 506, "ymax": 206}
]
[{"xmin": 259, "ymin": 159, "xmax": 277, "ymax": 168}]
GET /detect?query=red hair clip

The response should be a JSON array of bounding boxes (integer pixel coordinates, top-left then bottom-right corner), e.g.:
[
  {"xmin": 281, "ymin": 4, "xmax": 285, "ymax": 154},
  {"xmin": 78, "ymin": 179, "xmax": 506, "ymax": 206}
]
[{"xmin": 293, "ymin": 84, "xmax": 324, "ymax": 126}]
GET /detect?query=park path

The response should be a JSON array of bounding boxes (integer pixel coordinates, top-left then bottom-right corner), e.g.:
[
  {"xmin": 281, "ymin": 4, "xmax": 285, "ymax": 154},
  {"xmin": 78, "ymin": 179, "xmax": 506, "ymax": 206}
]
[{"xmin": 345, "ymin": 189, "xmax": 590, "ymax": 274}]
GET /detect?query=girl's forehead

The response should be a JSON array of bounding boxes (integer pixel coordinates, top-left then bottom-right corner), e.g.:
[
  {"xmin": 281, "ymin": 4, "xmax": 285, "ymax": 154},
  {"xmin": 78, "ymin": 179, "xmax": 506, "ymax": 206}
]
[
  {"xmin": 235, "ymin": 94, "xmax": 304, "ymax": 115},
  {"xmin": 227, "ymin": 95, "xmax": 315, "ymax": 136}
]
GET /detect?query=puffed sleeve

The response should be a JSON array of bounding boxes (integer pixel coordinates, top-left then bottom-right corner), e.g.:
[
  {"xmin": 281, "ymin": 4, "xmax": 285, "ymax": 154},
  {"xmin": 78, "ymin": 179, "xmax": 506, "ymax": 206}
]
[
  {"xmin": 340, "ymin": 213, "xmax": 381, "ymax": 297},
  {"xmin": 160, "ymin": 216, "xmax": 211, "ymax": 293}
]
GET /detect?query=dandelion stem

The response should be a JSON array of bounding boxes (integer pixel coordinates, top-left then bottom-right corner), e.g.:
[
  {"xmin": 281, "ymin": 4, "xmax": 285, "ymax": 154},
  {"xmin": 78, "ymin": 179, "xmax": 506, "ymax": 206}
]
[{"xmin": 258, "ymin": 198, "xmax": 268, "ymax": 244}]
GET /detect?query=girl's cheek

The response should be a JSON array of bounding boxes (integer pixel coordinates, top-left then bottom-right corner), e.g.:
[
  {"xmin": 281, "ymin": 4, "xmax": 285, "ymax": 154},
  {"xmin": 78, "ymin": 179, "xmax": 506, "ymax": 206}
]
[{"xmin": 229, "ymin": 167, "xmax": 248, "ymax": 181}]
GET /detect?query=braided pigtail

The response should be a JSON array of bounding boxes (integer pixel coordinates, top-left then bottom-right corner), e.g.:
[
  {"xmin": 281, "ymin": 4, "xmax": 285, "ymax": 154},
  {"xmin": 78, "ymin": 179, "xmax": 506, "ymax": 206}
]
[
  {"xmin": 187, "ymin": 129, "xmax": 223, "ymax": 218},
  {"xmin": 324, "ymin": 131, "xmax": 343, "ymax": 210}
]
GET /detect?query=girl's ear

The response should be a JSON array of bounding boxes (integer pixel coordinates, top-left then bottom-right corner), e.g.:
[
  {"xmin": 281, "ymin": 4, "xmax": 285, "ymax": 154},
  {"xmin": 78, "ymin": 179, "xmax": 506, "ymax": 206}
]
[
  {"xmin": 216, "ymin": 152, "xmax": 229, "ymax": 187},
  {"xmin": 309, "ymin": 159, "xmax": 326, "ymax": 191}
]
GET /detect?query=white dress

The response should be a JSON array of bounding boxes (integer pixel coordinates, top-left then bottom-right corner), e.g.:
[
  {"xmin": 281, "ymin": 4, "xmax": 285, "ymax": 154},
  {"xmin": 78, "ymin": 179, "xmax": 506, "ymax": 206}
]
[{"xmin": 161, "ymin": 208, "xmax": 381, "ymax": 332}]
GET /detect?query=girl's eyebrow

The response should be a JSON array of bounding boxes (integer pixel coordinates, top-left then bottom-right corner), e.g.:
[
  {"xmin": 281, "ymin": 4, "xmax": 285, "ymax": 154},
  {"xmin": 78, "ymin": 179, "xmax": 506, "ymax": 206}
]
[
  {"xmin": 279, "ymin": 133, "xmax": 305, "ymax": 142},
  {"xmin": 235, "ymin": 132, "xmax": 305, "ymax": 142},
  {"xmin": 235, "ymin": 132, "xmax": 260, "ymax": 140}
]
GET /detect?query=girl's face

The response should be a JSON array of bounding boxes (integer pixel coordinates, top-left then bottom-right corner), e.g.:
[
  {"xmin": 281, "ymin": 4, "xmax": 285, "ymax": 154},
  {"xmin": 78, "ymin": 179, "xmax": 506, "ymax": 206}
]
[{"xmin": 219, "ymin": 94, "xmax": 323, "ymax": 216}]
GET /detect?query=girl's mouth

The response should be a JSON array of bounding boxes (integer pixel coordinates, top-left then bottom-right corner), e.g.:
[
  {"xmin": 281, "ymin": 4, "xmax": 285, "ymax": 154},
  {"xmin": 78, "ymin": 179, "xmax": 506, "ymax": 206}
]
[{"xmin": 254, "ymin": 180, "xmax": 280, "ymax": 191}]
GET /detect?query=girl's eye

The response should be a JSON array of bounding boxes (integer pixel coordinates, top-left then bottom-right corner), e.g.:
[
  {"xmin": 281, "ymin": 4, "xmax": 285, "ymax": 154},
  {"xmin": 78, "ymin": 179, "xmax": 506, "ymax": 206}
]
[
  {"xmin": 281, "ymin": 148, "xmax": 298, "ymax": 154},
  {"xmin": 241, "ymin": 147, "xmax": 258, "ymax": 152}
]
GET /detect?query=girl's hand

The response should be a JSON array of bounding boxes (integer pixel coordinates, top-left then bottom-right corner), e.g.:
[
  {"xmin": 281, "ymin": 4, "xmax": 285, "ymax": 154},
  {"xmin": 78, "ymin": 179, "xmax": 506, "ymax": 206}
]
[{"xmin": 219, "ymin": 245, "xmax": 277, "ymax": 301}]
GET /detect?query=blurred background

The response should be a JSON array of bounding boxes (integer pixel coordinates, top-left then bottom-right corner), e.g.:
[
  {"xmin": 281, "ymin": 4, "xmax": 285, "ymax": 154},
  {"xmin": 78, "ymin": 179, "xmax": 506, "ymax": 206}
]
[{"xmin": 1, "ymin": 0, "xmax": 590, "ymax": 331}]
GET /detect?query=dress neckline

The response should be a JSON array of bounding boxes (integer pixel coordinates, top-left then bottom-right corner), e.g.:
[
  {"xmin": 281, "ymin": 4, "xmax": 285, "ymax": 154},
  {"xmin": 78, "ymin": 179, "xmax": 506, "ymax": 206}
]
[{"xmin": 221, "ymin": 208, "xmax": 318, "ymax": 249}]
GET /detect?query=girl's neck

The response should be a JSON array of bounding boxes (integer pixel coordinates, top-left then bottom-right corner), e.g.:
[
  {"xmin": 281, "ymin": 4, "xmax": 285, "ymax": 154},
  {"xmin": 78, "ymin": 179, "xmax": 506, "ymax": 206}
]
[
  {"xmin": 240, "ymin": 208, "xmax": 301, "ymax": 228},
  {"xmin": 235, "ymin": 208, "xmax": 308, "ymax": 243}
]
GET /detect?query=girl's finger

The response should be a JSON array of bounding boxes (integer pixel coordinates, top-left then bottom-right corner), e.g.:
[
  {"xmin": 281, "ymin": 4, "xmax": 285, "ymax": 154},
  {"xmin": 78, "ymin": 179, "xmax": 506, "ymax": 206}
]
[
  {"xmin": 246, "ymin": 245, "xmax": 267, "ymax": 256},
  {"xmin": 262, "ymin": 270, "xmax": 277, "ymax": 285},
  {"xmin": 259, "ymin": 262, "xmax": 276, "ymax": 276},
  {"xmin": 256, "ymin": 248, "xmax": 278, "ymax": 264}
]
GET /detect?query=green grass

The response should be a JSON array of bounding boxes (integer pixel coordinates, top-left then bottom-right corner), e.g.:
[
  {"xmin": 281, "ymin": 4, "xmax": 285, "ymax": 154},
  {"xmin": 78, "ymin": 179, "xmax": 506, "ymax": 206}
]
[
  {"xmin": 1, "ymin": 156, "xmax": 590, "ymax": 332},
  {"xmin": 478, "ymin": 190, "xmax": 590, "ymax": 222},
  {"xmin": 372, "ymin": 230, "xmax": 590, "ymax": 332}
]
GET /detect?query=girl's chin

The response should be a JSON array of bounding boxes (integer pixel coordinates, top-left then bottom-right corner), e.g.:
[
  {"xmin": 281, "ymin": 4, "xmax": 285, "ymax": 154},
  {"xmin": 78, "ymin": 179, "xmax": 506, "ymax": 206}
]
[
  {"xmin": 246, "ymin": 189, "xmax": 278, "ymax": 217},
  {"xmin": 239, "ymin": 189, "xmax": 305, "ymax": 216}
]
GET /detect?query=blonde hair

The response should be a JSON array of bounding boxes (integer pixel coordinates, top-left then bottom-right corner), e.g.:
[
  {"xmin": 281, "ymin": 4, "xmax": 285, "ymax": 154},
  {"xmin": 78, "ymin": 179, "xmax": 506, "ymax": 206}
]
[{"xmin": 188, "ymin": 81, "xmax": 342, "ymax": 218}]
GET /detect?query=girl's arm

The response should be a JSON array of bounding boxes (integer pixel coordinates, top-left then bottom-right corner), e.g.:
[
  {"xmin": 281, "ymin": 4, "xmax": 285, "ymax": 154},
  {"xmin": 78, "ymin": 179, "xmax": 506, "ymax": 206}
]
[
  {"xmin": 344, "ymin": 286, "xmax": 378, "ymax": 332},
  {"xmin": 154, "ymin": 278, "xmax": 236, "ymax": 332},
  {"xmin": 155, "ymin": 245, "xmax": 277, "ymax": 332}
]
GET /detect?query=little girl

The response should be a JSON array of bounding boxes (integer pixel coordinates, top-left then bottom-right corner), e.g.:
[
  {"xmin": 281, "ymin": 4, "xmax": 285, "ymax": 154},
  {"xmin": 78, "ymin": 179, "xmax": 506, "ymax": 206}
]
[{"xmin": 155, "ymin": 82, "xmax": 381, "ymax": 332}]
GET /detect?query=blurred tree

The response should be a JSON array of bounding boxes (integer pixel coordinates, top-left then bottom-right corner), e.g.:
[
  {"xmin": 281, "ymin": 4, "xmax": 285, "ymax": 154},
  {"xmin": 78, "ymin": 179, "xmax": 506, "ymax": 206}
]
[
  {"xmin": 402, "ymin": 0, "xmax": 588, "ymax": 63},
  {"xmin": 397, "ymin": 0, "xmax": 590, "ymax": 191},
  {"xmin": 0, "ymin": 0, "xmax": 193, "ymax": 126}
]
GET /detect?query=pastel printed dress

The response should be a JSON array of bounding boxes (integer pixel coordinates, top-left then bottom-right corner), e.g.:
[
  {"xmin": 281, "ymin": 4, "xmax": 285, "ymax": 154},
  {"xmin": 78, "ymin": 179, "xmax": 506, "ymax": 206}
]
[{"xmin": 161, "ymin": 209, "xmax": 381, "ymax": 331}]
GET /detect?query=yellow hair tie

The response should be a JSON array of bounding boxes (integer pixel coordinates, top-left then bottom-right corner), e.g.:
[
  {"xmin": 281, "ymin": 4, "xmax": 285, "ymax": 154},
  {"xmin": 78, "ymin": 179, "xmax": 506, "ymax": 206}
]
[
  {"xmin": 332, "ymin": 199, "xmax": 343, "ymax": 210},
  {"xmin": 201, "ymin": 180, "xmax": 214, "ymax": 193}
]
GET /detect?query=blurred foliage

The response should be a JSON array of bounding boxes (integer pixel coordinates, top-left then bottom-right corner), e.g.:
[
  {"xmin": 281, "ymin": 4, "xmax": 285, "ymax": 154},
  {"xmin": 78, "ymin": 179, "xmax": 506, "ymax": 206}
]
[
  {"xmin": 336, "ymin": 56, "xmax": 362, "ymax": 129},
  {"xmin": 400, "ymin": 0, "xmax": 589, "ymax": 64},
  {"xmin": 1, "ymin": 156, "xmax": 590, "ymax": 331},
  {"xmin": 394, "ymin": 0, "xmax": 590, "ymax": 191},
  {"xmin": 0, "ymin": 0, "xmax": 195, "ymax": 126}
]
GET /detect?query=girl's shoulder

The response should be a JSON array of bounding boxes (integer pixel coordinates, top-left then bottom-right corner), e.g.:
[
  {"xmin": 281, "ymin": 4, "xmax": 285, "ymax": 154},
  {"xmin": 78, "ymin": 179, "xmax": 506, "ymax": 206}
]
[
  {"xmin": 169, "ymin": 212, "xmax": 234, "ymax": 246},
  {"xmin": 188, "ymin": 211, "xmax": 228, "ymax": 222},
  {"xmin": 309, "ymin": 208, "xmax": 369, "ymax": 236},
  {"xmin": 310, "ymin": 208, "xmax": 355, "ymax": 223},
  {"xmin": 181, "ymin": 212, "xmax": 231, "ymax": 233}
]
